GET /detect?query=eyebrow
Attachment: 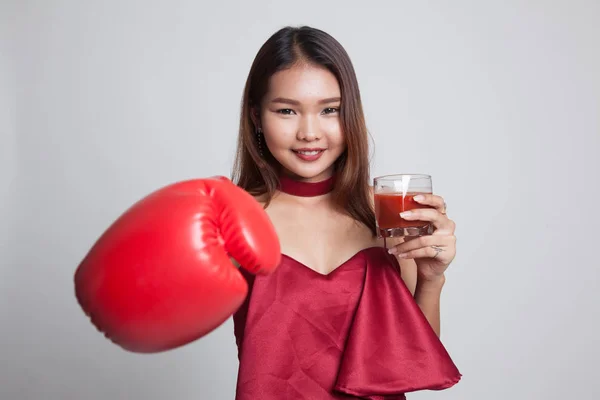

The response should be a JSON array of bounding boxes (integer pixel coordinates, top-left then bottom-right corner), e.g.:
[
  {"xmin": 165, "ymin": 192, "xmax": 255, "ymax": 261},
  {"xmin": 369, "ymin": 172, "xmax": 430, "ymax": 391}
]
[{"xmin": 271, "ymin": 97, "xmax": 341, "ymax": 105}]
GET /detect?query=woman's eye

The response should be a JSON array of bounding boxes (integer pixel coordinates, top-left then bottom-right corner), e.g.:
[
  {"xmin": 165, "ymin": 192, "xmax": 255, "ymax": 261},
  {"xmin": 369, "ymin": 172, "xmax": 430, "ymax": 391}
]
[
  {"xmin": 277, "ymin": 109, "xmax": 295, "ymax": 115},
  {"xmin": 322, "ymin": 107, "xmax": 339, "ymax": 115}
]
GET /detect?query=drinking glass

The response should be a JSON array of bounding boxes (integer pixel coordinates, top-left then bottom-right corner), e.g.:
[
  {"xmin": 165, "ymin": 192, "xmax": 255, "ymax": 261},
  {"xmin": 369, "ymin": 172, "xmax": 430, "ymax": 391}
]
[{"xmin": 373, "ymin": 174, "xmax": 434, "ymax": 238}]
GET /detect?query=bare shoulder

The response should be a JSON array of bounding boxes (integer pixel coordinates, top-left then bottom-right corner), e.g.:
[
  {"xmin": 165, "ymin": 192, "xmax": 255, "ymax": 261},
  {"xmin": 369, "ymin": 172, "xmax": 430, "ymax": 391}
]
[{"xmin": 252, "ymin": 192, "xmax": 269, "ymax": 207}]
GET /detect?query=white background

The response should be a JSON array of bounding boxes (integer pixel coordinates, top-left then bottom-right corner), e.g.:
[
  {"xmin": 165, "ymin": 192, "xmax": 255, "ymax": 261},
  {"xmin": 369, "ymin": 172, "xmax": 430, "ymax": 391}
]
[{"xmin": 1, "ymin": 1, "xmax": 599, "ymax": 399}]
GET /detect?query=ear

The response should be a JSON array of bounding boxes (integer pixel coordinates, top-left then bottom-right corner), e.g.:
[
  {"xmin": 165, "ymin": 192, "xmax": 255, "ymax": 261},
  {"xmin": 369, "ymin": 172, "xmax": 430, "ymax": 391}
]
[{"xmin": 250, "ymin": 106, "xmax": 261, "ymax": 131}]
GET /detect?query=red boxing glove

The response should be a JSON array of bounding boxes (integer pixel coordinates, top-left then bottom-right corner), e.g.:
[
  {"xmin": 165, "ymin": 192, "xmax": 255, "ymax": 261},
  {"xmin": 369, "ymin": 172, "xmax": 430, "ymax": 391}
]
[{"xmin": 74, "ymin": 176, "xmax": 280, "ymax": 353}]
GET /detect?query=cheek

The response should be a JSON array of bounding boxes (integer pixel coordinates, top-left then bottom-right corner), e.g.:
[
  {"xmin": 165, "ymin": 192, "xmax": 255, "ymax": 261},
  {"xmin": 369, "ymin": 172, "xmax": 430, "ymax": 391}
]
[
  {"xmin": 262, "ymin": 115, "xmax": 296, "ymax": 148},
  {"xmin": 324, "ymin": 119, "xmax": 345, "ymax": 147}
]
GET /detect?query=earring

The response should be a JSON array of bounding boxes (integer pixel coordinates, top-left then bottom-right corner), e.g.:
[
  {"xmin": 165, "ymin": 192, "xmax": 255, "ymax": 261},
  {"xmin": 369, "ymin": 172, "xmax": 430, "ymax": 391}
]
[{"xmin": 256, "ymin": 128, "xmax": 264, "ymax": 157}]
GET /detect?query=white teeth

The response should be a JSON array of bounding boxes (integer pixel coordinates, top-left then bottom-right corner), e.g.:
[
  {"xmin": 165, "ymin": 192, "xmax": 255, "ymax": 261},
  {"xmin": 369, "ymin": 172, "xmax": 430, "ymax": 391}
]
[{"xmin": 296, "ymin": 150, "xmax": 321, "ymax": 155}]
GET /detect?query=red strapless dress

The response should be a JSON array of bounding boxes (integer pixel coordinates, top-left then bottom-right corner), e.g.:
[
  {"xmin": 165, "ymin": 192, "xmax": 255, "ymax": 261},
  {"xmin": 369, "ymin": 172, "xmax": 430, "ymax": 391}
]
[{"xmin": 233, "ymin": 246, "xmax": 461, "ymax": 399}]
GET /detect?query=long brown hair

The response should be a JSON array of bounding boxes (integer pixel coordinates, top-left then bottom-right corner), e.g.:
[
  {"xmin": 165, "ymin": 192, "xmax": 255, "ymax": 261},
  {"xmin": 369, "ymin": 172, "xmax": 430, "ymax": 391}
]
[{"xmin": 231, "ymin": 26, "xmax": 376, "ymax": 236}]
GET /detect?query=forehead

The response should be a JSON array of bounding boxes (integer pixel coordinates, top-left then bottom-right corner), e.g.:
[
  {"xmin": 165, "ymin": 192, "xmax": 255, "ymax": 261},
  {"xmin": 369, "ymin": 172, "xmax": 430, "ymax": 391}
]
[{"xmin": 265, "ymin": 63, "xmax": 341, "ymax": 102}]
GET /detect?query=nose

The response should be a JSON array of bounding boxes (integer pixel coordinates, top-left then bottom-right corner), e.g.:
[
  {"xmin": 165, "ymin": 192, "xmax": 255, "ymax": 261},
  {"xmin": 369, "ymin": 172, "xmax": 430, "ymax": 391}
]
[{"xmin": 297, "ymin": 115, "xmax": 321, "ymax": 141}]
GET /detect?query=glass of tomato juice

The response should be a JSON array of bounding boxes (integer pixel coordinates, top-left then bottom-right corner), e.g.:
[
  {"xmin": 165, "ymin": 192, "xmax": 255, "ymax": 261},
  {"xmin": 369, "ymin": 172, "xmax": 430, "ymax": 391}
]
[{"xmin": 373, "ymin": 174, "xmax": 434, "ymax": 238}]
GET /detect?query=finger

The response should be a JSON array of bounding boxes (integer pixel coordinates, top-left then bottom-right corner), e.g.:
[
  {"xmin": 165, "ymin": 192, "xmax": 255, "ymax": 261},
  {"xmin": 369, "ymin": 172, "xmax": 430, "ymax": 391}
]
[
  {"xmin": 395, "ymin": 245, "xmax": 449, "ymax": 261},
  {"xmin": 388, "ymin": 235, "xmax": 434, "ymax": 254},
  {"xmin": 414, "ymin": 194, "xmax": 447, "ymax": 214},
  {"xmin": 402, "ymin": 236, "xmax": 420, "ymax": 243},
  {"xmin": 400, "ymin": 209, "xmax": 456, "ymax": 234},
  {"xmin": 388, "ymin": 235, "xmax": 455, "ymax": 255}
]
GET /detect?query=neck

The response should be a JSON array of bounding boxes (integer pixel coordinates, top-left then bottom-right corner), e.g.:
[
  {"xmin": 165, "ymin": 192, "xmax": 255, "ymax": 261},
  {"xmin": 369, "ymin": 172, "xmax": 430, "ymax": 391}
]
[{"xmin": 278, "ymin": 173, "xmax": 335, "ymax": 197}]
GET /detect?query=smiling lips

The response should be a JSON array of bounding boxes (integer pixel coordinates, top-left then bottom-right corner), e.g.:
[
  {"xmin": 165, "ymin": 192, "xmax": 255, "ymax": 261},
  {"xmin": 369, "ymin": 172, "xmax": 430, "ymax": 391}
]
[{"xmin": 292, "ymin": 148, "xmax": 326, "ymax": 161}]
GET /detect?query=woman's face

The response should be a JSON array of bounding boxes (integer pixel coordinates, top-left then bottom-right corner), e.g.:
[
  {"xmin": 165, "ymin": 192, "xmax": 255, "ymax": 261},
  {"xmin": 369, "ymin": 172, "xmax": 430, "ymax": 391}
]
[{"xmin": 256, "ymin": 63, "xmax": 345, "ymax": 183}]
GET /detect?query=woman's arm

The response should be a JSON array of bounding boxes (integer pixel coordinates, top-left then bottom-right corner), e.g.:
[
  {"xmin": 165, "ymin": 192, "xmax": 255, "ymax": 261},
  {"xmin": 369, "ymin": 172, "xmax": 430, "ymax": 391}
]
[
  {"xmin": 396, "ymin": 256, "xmax": 444, "ymax": 337},
  {"xmin": 385, "ymin": 193, "xmax": 456, "ymax": 338},
  {"xmin": 414, "ymin": 273, "xmax": 445, "ymax": 337}
]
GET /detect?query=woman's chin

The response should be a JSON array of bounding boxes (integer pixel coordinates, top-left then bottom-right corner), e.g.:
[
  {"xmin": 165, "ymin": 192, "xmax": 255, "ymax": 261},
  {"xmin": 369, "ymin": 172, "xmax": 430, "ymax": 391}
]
[{"xmin": 280, "ymin": 165, "xmax": 335, "ymax": 182}]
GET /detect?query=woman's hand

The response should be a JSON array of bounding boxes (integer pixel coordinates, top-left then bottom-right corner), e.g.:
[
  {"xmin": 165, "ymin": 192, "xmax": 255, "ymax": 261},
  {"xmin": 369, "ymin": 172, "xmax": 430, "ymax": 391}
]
[{"xmin": 388, "ymin": 194, "xmax": 456, "ymax": 283}]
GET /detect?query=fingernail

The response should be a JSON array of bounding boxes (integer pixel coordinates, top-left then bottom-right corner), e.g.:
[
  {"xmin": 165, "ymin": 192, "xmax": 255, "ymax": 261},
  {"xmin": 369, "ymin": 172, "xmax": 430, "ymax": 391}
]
[
  {"xmin": 388, "ymin": 248, "xmax": 397, "ymax": 254},
  {"xmin": 400, "ymin": 211, "xmax": 412, "ymax": 218},
  {"xmin": 414, "ymin": 195, "xmax": 424, "ymax": 202},
  {"xmin": 396, "ymin": 252, "xmax": 407, "ymax": 258}
]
